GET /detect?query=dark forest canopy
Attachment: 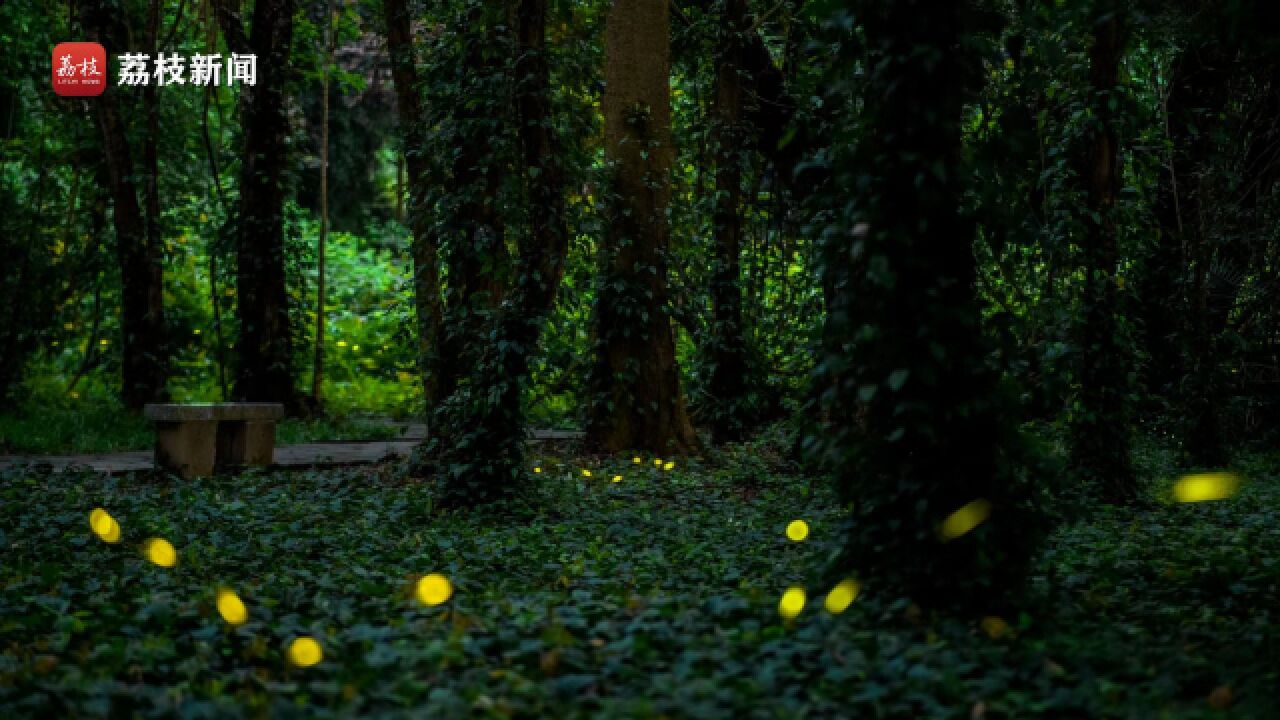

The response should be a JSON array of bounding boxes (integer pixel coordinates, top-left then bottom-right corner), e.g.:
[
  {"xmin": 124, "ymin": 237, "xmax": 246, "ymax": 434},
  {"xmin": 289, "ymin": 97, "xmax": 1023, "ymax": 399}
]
[{"xmin": 2, "ymin": 0, "xmax": 1280, "ymax": 714}]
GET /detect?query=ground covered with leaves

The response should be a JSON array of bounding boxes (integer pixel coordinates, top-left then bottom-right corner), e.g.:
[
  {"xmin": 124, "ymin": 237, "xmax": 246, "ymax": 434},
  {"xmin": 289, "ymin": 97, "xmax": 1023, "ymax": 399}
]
[{"xmin": 1, "ymin": 440, "xmax": 1277, "ymax": 718}]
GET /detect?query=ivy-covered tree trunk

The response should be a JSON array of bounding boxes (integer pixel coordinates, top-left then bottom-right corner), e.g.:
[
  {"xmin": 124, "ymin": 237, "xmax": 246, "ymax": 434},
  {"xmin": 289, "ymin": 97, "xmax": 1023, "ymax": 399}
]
[
  {"xmin": 83, "ymin": 0, "xmax": 169, "ymax": 409},
  {"xmin": 214, "ymin": 0, "xmax": 298, "ymax": 408},
  {"xmin": 814, "ymin": 0, "xmax": 1043, "ymax": 610},
  {"xmin": 420, "ymin": 0, "xmax": 569, "ymax": 506},
  {"xmin": 706, "ymin": 0, "xmax": 750, "ymax": 444},
  {"xmin": 1070, "ymin": 0, "xmax": 1136, "ymax": 500},
  {"xmin": 435, "ymin": 5, "xmax": 512, "ymax": 409},
  {"xmin": 588, "ymin": 0, "xmax": 700, "ymax": 454},
  {"xmin": 383, "ymin": 0, "xmax": 445, "ymax": 410}
]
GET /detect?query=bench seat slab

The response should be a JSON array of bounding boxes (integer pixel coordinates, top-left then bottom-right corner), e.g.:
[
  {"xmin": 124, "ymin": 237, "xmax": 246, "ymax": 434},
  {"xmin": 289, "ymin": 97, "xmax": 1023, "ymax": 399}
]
[{"xmin": 144, "ymin": 403, "xmax": 285, "ymax": 423}]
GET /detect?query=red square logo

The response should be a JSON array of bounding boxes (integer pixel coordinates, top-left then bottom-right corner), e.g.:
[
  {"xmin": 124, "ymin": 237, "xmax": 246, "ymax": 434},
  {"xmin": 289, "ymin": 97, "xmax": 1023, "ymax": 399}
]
[{"xmin": 52, "ymin": 42, "xmax": 107, "ymax": 96}]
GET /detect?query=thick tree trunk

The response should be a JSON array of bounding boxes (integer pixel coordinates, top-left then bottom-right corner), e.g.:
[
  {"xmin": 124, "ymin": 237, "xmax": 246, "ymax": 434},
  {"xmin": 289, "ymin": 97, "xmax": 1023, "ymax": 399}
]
[
  {"xmin": 433, "ymin": 5, "xmax": 512, "ymax": 409},
  {"xmin": 430, "ymin": 0, "xmax": 570, "ymax": 502},
  {"xmin": 101, "ymin": 98, "xmax": 170, "ymax": 410},
  {"xmin": 588, "ymin": 0, "xmax": 699, "ymax": 454},
  {"xmin": 707, "ymin": 0, "xmax": 749, "ymax": 443},
  {"xmin": 214, "ymin": 0, "xmax": 297, "ymax": 407},
  {"xmin": 1071, "ymin": 1, "xmax": 1136, "ymax": 500},
  {"xmin": 817, "ymin": 0, "xmax": 1043, "ymax": 610},
  {"xmin": 427, "ymin": 0, "xmax": 570, "ymax": 505},
  {"xmin": 83, "ymin": 0, "xmax": 169, "ymax": 409},
  {"xmin": 383, "ymin": 0, "xmax": 445, "ymax": 409},
  {"xmin": 513, "ymin": 0, "xmax": 569, "ymax": 321}
]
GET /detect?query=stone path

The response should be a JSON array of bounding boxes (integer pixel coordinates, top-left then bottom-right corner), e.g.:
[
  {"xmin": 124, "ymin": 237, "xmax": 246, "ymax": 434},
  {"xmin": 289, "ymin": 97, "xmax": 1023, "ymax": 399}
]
[{"xmin": 0, "ymin": 429, "xmax": 583, "ymax": 476}]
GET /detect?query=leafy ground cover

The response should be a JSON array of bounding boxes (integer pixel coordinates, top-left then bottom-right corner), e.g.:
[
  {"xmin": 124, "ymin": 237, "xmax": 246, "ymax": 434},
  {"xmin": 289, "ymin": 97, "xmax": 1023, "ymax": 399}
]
[{"xmin": 1, "ymin": 438, "xmax": 1277, "ymax": 718}]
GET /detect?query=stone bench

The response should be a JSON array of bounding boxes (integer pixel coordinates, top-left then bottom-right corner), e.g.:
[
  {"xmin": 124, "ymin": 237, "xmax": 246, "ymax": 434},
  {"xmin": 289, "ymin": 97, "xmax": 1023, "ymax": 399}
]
[{"xmin": 143, "ymin": 403, "xmax": 285, "ymax": 478}]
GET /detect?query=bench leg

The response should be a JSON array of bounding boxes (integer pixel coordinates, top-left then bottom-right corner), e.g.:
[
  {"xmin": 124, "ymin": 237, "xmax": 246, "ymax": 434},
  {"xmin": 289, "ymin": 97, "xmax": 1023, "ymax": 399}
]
[
  {"xmin": 154, "ymin": 421, "xmax": 217, "ymax": 478},
  {"xmin": 216, "ymin": 420, "xmax": 276, "ymax": 469}
]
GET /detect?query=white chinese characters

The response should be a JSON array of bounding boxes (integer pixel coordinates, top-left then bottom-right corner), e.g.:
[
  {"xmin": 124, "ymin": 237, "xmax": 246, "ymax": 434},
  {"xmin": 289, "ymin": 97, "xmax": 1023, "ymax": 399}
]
[
  {"xmin": 115, "ymin": 53, "xmax": 256, "ymax": 87},
  {"xmin": 56, "ymin": 53, "xmax": 103, "ymax": 78}
]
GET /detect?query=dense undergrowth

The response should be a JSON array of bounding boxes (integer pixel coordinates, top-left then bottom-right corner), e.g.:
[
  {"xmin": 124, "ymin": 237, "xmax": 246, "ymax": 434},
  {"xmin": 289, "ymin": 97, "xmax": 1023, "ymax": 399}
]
[{"xmin": 1, "ymin": 437, "xmax": 1277, "ymax": 718}]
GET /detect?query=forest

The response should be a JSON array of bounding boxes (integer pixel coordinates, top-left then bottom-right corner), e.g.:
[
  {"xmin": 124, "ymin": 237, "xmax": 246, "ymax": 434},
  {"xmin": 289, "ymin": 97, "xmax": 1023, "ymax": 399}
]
[{"xmin": 2, "ymin": 0, "xmax": 1279, "ymax": 715}]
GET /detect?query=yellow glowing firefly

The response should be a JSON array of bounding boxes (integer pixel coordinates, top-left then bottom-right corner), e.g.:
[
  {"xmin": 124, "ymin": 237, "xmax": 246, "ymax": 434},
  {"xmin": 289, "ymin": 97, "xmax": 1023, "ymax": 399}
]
[
  {"xmin": 778, "ymin": 586, "xmax": 806, "ymax": 619},
  {"xmin": 1173, "ymin": 472, "xmax": 1241, "ymax": 503},
  {"xmin": 216, "ymin": 588, "xmax": 248, "ymax": 625},
  {"xmin": 939, "ymin": 499, "xmax": 992, "ymax": 541},
  {"xmin": 663, "ymin": 461, "xmax": 675, "ymax": 471},
  {"xmin": 653, "ymin": 458, "xmax": 663, "ymax": 467},
  {"xmin": 89, "ymin": 507, "xmax": 110, "ymax": 533},
  {"xmin": 287, "ymin": 637, "xmax": 323, "ymax": 667},
  {"xmin": 785, "ymin": 520, "xmax": 810, "ymax": 542},
  {"xmin": 89, "ymin": 508, "xmax": 120, "ymax": 543},
  {"xmin": 581, "ymin": 469, "xmax": 592, "ymax": 478},
  {"xmin": 534, "ymin": 466, "xmax": 542, "ymax": 474},
  {"xmin": 632, "ymin": 456, "xmax": 642, "ymax": 465},
  {"xmin": 417, "ymin": 573, "xmax": 453, "ymax": 606},
  {"xmin": 611, "ymin": 475, "xmax": 622, "ymax": 483},
  {"xmin": 824, "ymin": 579, "xmax": 860, "ymax": 614},
  {"xmin": 143, "ymin": 538, "xmax": 178, "ymax": 568}
]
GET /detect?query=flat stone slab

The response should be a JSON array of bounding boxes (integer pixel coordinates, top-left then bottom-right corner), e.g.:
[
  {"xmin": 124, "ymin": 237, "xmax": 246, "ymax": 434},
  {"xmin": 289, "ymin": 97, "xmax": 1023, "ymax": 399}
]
[
  {"xmin": 0, "ymin": 429, "xmax": 583, "ymax": 476},
  {"xmin": 144, "ymin": 403, "xmax": 285, "ymax": 422},
  {"xmin": 352, "ymin": 420, "xmax": 579, "ymax": 442},
  {"xmin": 275, "ymin": 440, "xmax": 416, "ymax": 466}
]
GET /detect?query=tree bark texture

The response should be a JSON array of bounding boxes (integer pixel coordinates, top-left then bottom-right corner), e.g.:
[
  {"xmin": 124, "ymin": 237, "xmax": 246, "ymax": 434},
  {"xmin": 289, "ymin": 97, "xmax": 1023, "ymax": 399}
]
[
  {"xmin": 384, "ymin": 0, "xmax": 446, "ymax": 410},
  {"xmin": 214, "ymin": 0, "xmax": 298, "ymax": 407},
  {"xmin": 707, "ymin": 0, "xmax": 749, "ymax": 443},
  {"xmin": 588, "ymin": 0, "xmax": 699, "ymax": 454},
  {"xmin": 83, "ymin": 0, "xmax": 169, "ymax": 409}
]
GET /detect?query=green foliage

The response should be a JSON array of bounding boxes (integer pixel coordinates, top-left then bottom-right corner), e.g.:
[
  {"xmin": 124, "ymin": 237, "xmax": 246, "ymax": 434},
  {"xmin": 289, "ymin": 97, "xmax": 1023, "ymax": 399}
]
[
  {"xmin": 0, "ymin": 394, "xmax": 152, "ymax": 454},
  {"xmin": 4, "ymin": 0, "xmax": 1280, "ymax": 710},
  {"xmin": 667, "ymin": 0, "xmax": 826, "ymax": 435},
  {"xmin": 0, "ymin": 373, "xmax": 404, "ymax": 454},
  {"xmin": 405, "ymin": 0, "xmax": 604, "ymax": 502},
  {"xmin": 2, "ymin": 441, "xmax": 1278, "ymax": 715},
  {"xmin": 807, "ymin": 0, "xmax": 1048, "ymax": 609},
  {"xmin": 0, "ymin": 0, "xmax": 100, "ymax": 401},
  {"xmin": 288, "ymin": 212, "xmax": 422, "ymax": 413}
]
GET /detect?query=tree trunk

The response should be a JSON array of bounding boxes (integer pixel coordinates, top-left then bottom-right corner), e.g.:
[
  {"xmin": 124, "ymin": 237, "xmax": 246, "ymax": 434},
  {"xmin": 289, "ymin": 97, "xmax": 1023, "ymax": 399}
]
[
  {"xmin": 707, "ymin": 0, "xmax": 750, "ymax": 443},
  {"xmin": 512, "ymin": 0, "xmax": 569, "ymax": 332},
  {"xmin": 1070, "ymin": 0, "xmax": 1136, "ymax": 500},
  {"xmin": 587, "ymin": 0, "xmax": 699, "ymax": 454},
  {"xmin": 817, "ymin": 0, "xmax": 1043, "ymax": 610},
  {"xmin": 83, "ymin": 0, "xmax": 169, "ymax": 409},
  {"xmin": 427, "ymin": 0, "xmax": 571, "ymax": 505},
  {"xmin": 383, "ymin": 0, "xmax": 445, "ymax": 409},
  {"xmin": 436, "ymin": 7, "xmax": 512, "ymax": 408},
  {"xmin": 201, "ymin": 80, "xmax": 231, "ymax": 400},
  {"xmin": 214, "ymin": 0, "xmax": 298, "ymax": 407}
]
